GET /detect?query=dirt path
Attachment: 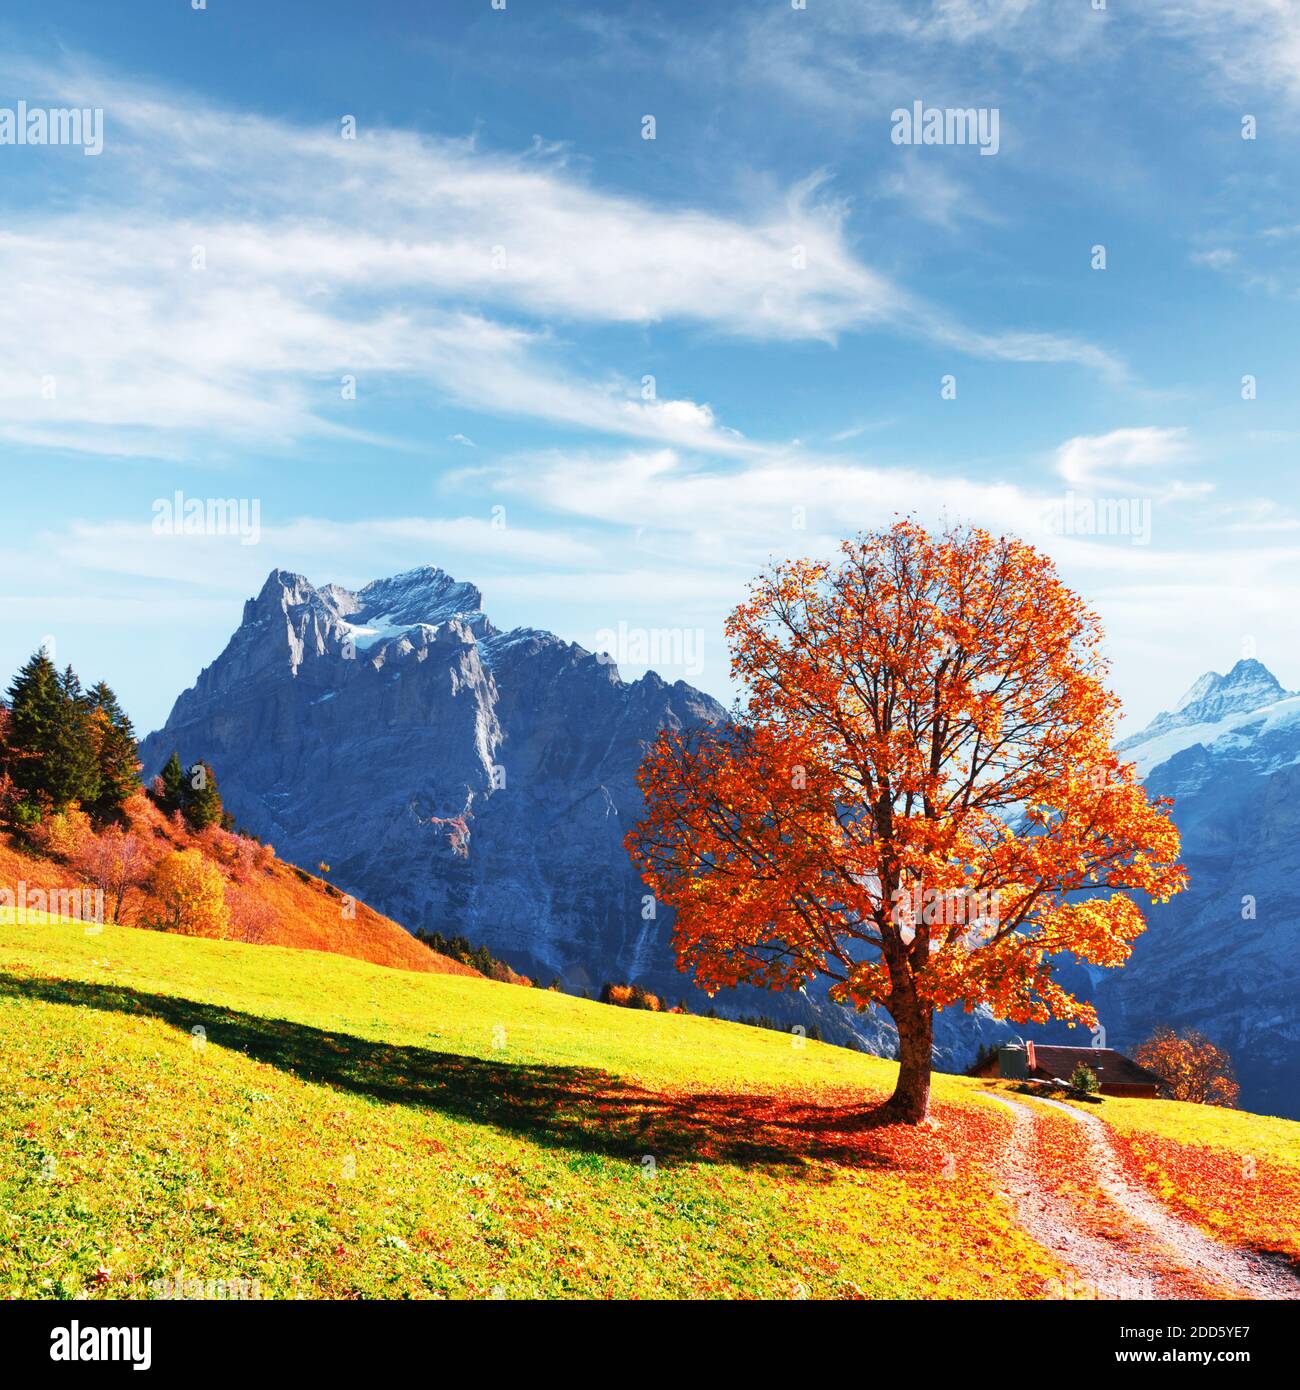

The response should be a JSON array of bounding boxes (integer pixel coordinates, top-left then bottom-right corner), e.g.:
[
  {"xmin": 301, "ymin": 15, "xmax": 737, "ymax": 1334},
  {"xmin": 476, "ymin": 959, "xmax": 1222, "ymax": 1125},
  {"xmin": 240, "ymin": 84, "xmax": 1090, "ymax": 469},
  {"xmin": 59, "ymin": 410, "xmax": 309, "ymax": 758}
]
[{"xmin": 986, "ymin": 1092, "xmax": 1300, "ymax": 1300}]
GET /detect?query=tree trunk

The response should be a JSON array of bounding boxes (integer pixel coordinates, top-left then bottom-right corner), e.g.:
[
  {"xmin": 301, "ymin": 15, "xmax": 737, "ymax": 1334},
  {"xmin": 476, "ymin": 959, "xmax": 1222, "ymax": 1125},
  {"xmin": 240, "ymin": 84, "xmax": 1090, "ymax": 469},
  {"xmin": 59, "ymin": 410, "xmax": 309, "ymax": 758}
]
[{"xmin": 883, "ymin": 994, "xmax": 934, "ymax": 1123}]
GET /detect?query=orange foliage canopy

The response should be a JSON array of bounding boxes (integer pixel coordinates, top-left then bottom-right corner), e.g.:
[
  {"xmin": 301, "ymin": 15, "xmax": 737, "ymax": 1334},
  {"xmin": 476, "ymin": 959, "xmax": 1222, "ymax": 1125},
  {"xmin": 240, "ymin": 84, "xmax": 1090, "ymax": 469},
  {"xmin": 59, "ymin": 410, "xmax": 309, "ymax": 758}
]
[
  {"xmin": 1133, "ymin": 1027, "xmax": 1240, "ymax": 1107},
  {"xmin": 628, "ymin": 521, "xmax": 1186, "ymax": 1037}
]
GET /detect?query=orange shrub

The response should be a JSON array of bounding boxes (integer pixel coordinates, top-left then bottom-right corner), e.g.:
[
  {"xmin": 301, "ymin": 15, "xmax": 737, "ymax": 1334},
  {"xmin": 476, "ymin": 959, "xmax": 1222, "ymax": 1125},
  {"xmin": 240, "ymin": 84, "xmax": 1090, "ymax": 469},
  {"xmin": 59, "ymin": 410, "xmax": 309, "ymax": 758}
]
[
  {"xmin": 150, "ymin": 849, "xmax": 231, "ymax": 938},
  {"xmin": 1133, "ymin": 1027, "xmax": 1239, "ymax": 1107},
  {"xmin": 601, "ymin": 982, "xmax": 662, "ymax": 1011},
  {"xmin": 224, "ymin": 879, "xmax": 279, "ymax": 944},
  {"xmin": 29, "ymin": 806, "xmax": 93, "ymax": 860},
  {"xmin": 72, "ymin": 826, "xmax": 148, "ymax": 924}
]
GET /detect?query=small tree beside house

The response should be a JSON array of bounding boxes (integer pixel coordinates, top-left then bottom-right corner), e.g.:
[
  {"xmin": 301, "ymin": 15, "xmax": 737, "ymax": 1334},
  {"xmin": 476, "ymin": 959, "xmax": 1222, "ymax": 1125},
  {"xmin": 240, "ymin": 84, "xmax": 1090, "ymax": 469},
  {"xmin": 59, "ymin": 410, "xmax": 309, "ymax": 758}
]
[
  {"xmin": 1134, "ymin": 1026, "xmax": 1239, "ymax": 1107},
  {"xmin": 1068, "ymin": 1062, "xmax": 1100, "ymax": 1095}
]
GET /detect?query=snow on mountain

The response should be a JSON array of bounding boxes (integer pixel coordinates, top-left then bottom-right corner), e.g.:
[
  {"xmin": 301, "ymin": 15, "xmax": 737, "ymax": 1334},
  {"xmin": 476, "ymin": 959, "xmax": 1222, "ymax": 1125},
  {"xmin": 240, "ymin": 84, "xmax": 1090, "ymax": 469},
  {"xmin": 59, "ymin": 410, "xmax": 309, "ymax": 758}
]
[
  {"xmin": 1099, "ymin": 656, "xmax": 1300, "ymax": 1119},
  {"xmin": 1119, "ymin": 692, "xmax": 1300, "ymax": 782},
  {"xmin": 351, "ymin": 567, "xmax": 491, "ymax": 638},
  {"xmin": 1119, "ymin": 659, "xmax": 1294, "ymax": 774}
]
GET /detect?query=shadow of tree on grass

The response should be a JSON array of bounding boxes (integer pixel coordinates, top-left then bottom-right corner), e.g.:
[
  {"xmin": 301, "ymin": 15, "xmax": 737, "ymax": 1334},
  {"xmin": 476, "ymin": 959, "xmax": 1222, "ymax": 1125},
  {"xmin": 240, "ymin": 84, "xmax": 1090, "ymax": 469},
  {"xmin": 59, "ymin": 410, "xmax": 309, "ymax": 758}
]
[{"xmin": 0, "ymin": 971, "xmax": 937, "ymax": 1177}]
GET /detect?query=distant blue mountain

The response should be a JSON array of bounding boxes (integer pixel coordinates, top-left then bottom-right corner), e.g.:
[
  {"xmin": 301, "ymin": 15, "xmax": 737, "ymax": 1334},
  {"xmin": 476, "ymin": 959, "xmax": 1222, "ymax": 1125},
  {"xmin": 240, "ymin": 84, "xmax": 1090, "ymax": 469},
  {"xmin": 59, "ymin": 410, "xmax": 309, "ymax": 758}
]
[{"xmin": 1098, "ymin": 659, "xmax": 1300, "ymax": 1117}]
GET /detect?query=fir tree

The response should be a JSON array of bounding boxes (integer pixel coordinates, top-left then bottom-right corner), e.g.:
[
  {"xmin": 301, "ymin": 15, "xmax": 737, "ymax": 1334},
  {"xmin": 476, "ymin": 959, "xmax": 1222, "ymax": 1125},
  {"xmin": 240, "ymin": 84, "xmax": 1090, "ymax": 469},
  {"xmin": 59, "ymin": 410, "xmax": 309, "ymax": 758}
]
[
  {"xmin": 56, "ymin": 666, "xmax": 101, "ymax": 808},
  {"xmin": 87, "ymin": 681, "xmax": 140, "ymax": 815},
  {"xmin": 5, "ymin": 649, "xmax": 61, "ymax": 799},
  {"xmin": 183, "ymin": 759, "xmax": 224, "ymax": 831},
  {"xmin": 159, "ymin": 751, "xmax": 186, "ymax": 814},
  {"xmin": 6, "ymin": 649, "xmax": 98, "ymax": 809}
]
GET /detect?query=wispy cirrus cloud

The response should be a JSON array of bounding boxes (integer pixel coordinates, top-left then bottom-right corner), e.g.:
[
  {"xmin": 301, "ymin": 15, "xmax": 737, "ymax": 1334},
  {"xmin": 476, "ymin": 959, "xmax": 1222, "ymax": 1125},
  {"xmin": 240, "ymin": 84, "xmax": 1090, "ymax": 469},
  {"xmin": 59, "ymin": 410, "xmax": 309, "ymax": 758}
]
[
  {"xmin": 34, "ymin": 514, "xmax": 602, "ymax": 598},
  {"xmin": 878, "ymin": 160, "xmax": 1003, "ymax": 231},
  {"xmin": 1149, "ymin": 0, "xmax": 1300, "ymax": 101},
  {"xmin": 0, "ymin": 54, "xmax": 1123, "ymax": 460},
  {"xmin": 742, "ymin": 0, "xmax": 1300, "ymax": 106}
]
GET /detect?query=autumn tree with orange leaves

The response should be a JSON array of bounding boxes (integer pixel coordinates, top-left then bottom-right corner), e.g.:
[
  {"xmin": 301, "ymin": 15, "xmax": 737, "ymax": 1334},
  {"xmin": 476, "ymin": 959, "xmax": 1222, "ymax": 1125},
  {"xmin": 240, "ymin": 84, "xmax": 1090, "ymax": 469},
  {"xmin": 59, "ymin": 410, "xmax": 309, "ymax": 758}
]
[
  {"xmin": 1134, "ymin": 1027, "xmax": 1239, "ymax": 1107},
  {"xmin": 628, "ymin": 521, "xmax": 1187, "ymax": 1123}
]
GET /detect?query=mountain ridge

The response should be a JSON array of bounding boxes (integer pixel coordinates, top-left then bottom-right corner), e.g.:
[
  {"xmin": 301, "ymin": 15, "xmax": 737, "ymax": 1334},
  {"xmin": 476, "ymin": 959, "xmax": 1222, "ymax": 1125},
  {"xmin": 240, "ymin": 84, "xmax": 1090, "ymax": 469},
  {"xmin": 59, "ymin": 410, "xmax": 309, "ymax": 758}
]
[
  {"xmin": 144, "ymin": 567, "xmax": 787, "ymax": 998},
  {"xmin": 1119, "ymin": 658, "xmax": 1293, "ymax": 754}
]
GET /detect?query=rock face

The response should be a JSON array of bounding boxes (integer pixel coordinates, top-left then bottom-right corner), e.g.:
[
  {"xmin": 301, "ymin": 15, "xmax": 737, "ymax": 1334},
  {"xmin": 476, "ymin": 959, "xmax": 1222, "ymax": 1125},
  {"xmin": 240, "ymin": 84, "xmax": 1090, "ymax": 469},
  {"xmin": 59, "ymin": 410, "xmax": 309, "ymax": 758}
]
[
  {"xmin": 143, "ymin": 566, "xmax": 994, "ymax": 1056},
  {"xmin": 143, "ymin": 567, "xmax": 712, "ymax": 988},
  {"xmin": 1099, "ymin": 661, "xmax": 1300, "ymax": 1118}
]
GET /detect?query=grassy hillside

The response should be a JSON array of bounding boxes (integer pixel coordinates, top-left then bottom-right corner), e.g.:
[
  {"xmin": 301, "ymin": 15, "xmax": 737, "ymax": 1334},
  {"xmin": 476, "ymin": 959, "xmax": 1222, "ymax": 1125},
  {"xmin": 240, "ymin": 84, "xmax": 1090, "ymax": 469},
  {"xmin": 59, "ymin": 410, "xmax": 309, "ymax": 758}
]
[
  {"xmin": 3, "ymin": 915, "xmax": 1296, "ymax": 1299},
  {"xmin": 0, "ymin": 914, "xmax": 1071, "ymax": 1300}
]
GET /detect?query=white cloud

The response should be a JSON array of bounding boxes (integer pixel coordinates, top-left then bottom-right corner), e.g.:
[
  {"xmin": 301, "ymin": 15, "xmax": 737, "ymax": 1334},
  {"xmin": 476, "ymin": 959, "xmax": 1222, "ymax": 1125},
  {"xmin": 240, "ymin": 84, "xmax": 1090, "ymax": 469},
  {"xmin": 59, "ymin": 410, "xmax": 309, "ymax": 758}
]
[
  {"xmin": 879, "ymin": 161, "xmax": 1002, "ymax": 230},
  {"xmin": 1053, "ymin": 427, "xmax": 1201, "ymax": 493},
  {"xmin": 739, "ymin": 0, "xmax": 1101, "ymax": 122},
  {"xmin": 747, "ymin": 0, "xmax": 1300, "ymax": 104},
  {"xmin": 1190, "ymin": 248, "xmax": 1238, "ymax": 271},
  {"xmin": 0, "ymin": 55, "xmax": 1122, "ymax": 459},
  {"xmin": 496, "ymin": 446, "xmax": 1068, "ymax": 565},
  {"xmin": 40, "ymin": 515, "xmax": 601, "ymax": 595},
  {"xmin": 1220, "ymin": 499, "xmax": 1300, "ymax": 534},
  {"xmin": 1150, "ymin": 1, "xmax": 1300, "ymax": 101}
]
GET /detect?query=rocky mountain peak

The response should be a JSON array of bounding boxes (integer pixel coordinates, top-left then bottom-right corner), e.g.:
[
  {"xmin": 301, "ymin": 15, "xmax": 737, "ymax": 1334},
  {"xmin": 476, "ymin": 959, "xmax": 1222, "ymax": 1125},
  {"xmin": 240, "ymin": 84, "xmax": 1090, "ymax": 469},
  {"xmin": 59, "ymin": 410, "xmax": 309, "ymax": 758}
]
[
  {"xmin": 250, "ymin": 568, "xmax": 318, "ymax": 611},
  {"xmin": 1121, "ymin": 657, "xmax": 1290, "ymax": 749},
  {"xmin": 140, "ymin": 561, "xmax": 743, "ymax": 1042},
  {"xmin": 234, "ymin": 566, "xmax": 494, "ymax": 678},
  {"xmin": 353, "ymin": 566, "xmax": 487, "ymax": 633},
  {"xmin": 1173, "ymin": 658, "xmax": 1286, "ymax": 717}
]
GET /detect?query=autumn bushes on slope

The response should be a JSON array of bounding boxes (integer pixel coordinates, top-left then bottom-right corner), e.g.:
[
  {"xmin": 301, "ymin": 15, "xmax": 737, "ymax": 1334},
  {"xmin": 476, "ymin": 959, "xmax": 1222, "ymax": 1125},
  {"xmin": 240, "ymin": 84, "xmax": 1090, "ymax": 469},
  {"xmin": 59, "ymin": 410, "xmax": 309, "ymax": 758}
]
[
  {"xmin": 0, "ymin": 653, "xmax": 484, "ymax": 976},
  {"xmin": 12, "ymin": 793, "xmax": 280, "ymax": 939},
  {"xmin": 0, "ymin": 646, "xmax": 279, "ymax": 940},
  {"xmin": 1134, "ymin": 1027, "xmax": 1240, "ymax": 1107},
  {"xmin": 600, "ymin": 981, "xmax": 686, "ymax": 1014}
]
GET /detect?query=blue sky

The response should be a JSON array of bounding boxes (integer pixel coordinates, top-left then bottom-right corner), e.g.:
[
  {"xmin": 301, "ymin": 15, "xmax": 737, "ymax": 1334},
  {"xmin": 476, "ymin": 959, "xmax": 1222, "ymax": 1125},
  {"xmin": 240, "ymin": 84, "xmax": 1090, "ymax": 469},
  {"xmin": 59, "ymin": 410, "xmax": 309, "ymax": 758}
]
[{"xmin": 2, "ymin": 0, "xmax": 1298, "ymax": 734}]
